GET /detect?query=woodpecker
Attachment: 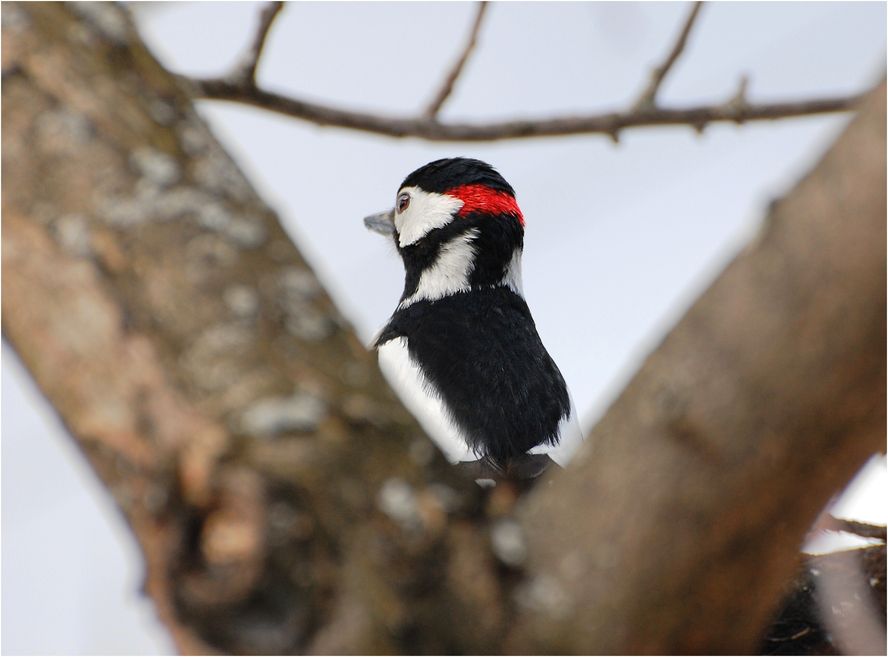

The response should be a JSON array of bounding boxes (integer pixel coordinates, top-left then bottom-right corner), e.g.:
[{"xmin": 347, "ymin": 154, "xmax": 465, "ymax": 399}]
[{"xmin": 365, "ymin": 158, "xmax": 581, "ymax": 479}]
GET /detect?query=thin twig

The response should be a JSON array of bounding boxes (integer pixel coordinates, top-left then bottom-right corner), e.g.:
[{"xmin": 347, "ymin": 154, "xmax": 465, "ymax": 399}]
[
  {"xmin": 634, "ymin": 1, "xmax": 704, "ymax": 111},
  {"xmin": 823, "ymin": 514, "xmax": 887, "ymax": 541},
  {"xmin": 424, "ymin": 2, "xmax": 489, "ymax": 118},
  {"xmin": 234, "ymin": 1, "xmax": 285, "ymax": 87},
  {"xmin": 190, "ymin": 75, "xmax": 868, "ymax": 142},
  {"xmin": 726, "ymin": 74, "xmax": 749, "ymax": 107}
]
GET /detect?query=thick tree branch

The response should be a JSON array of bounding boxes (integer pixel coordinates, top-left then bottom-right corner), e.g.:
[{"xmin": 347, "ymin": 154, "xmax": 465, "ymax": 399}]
[
  {"xmin": 423, "ymin": 2, "xmax": 488, "ymax": 118},
  {"xmin": 633, "ymin": 1, "xmax": 704, "ymax": 111},
  {"xmin": 514, "ymin": 84, "xmax": 886, "ymax": 654},
  {"xmin": 3, "ymin": 5, "xmax": 496, "ymax": 653}
]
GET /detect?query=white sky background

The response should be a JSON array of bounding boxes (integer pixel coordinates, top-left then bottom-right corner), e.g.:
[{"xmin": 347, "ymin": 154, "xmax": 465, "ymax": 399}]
[{"xmin": 2, "ymin": 2, "xmax": 886, "ymax": 654}]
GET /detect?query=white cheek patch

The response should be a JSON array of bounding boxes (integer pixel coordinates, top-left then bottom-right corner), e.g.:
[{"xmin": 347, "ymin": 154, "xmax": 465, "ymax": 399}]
[
  {"xmin": 395, "ymin": 186, "xmax": 464, "ymax": 247},
  {"xmin": 399, "ymin": 229, "xmax": 479, "ymax": 308}
]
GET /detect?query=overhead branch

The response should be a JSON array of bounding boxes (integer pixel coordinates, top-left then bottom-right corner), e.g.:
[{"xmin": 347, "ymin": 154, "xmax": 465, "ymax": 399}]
[
  {"xmin": 184, "ymin": 0, "xmax": 872, "ymax": 143},
  {"xmin": 232, "ymin": 1, "xmax": 284, "ymax": 87},
  {"xmin": 633, "ymin": 1, "xmax": 704, "ymax": 111},
  {"xmin": 191, "ymin": 76, "xmax": 868, "ymax": 142},
  {"xmin": 424, "ymin": 2, "xmax": 489, "ymax": 118}
]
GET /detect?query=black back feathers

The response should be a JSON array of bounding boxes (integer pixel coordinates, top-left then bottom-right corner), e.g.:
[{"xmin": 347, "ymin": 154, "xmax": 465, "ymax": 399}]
[{"xmin": 377, "ymin": 288, "xmax": 572, "ymax": 466}]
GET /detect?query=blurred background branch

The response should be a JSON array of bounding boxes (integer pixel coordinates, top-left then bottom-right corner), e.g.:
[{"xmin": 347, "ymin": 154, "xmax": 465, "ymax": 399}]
[
  {"xmin": 192, "ymin": 78, "xmax": 866, "ymax": 142},
  {"xmin": 632, "ymin": 1, "xmax": 704, "ymax": 111},
  {"xmin": 188, "ymin": 1, "xmax": 867, "ymax": 143},
  {"xmin": 231, "ymin": 0, "xmax": 284, "ymax": 87},
  {"xmin": 423, "ymin": 1, "xmax": 489, "ymax": 118}
]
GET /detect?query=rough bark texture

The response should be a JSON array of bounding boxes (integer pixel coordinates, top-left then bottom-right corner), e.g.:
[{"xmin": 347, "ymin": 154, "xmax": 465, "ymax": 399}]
[
  {"xmin": 2, "ymin": 4, "xmax": 885, "ymax": 655},
  {"xmin": 2, "ymin": 5, "xmax": 499, "ymax": 654}
]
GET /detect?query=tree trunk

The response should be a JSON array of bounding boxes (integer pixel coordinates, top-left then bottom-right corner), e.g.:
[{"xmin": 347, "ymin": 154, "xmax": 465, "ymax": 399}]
[
  {"xmin": 2, "ymin": 4, "xmax": 495, "ymax": 654},
  {"xmin": 3, "ymin": 4, "xmax": 884, "ymax": 654}
]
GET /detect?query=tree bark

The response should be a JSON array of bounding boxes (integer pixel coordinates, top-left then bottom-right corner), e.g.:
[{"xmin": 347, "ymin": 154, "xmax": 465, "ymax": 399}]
[
  {"xmin": 2, "ymin": 3, "xmax": 884, "ymax": 655},
  {"xmin": 2, "ymin": 4, "xmax": 496, "ymax": 654},
  {"xmin": 515, "ymin": 84, "xmax": 886, "ymax": 654}
]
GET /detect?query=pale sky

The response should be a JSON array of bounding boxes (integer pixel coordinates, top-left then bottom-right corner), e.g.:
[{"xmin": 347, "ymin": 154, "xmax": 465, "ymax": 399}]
[{"xmin": 3, "ymin": 2, "xmax": 885, "ymax": 653}]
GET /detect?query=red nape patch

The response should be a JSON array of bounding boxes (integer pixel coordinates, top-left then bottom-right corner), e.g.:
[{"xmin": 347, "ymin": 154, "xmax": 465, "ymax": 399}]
[{"xmin": 447, "ymin": 184, "xmax": 525, "ymax": 226}]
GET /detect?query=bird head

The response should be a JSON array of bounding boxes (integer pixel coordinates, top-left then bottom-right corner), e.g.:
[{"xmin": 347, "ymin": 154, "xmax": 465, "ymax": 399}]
[{"xmin": 365, "ymin": 158, "xmax": 526, "ymax": 305}]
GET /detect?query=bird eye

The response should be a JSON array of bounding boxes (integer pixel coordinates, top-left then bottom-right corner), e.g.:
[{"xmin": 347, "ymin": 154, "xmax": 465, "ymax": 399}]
[{"xmin": 397, "ymin": 193, "xmax": 410, "ymax": 214}]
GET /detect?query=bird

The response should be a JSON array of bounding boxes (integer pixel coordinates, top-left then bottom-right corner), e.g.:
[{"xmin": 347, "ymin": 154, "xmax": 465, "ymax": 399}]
[{"xmin": 364, "ymin": 157, "xmax": 582, "ymax": 480}]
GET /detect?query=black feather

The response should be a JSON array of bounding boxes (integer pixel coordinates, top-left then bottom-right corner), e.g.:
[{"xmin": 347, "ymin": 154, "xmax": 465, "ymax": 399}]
[
  {"xmin": 400, "ymin": 157, "xmax": 516, "ymax": 196},
  {"xmin": 376, "ymin": 287, "xmax": 571, "ymax": 466}
]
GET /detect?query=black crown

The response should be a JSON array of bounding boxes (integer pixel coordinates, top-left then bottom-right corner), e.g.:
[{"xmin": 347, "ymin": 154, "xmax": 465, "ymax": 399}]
[{"xmin": 400, "ymin": 158, "xmax": 516, "ymax": 196}]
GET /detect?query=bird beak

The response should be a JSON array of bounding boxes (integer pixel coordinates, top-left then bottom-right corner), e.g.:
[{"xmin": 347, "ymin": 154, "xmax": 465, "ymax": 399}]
[{"xmin": 364, "ymin": 209, "xmax": 396, "ymax": 236}]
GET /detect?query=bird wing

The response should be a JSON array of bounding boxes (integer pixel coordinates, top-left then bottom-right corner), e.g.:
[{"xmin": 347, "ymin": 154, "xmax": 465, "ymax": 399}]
[
  {"xmin": 377, "ymin": 336, "xmax": 474, "ymax": 463},
  {"xmin": 379, "ymin": 334, "xmax": 585, "ymax": 467}
]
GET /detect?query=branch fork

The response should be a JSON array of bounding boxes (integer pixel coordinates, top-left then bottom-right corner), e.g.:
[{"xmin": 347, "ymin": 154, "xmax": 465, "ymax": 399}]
[{"xmin": 230, "ymin": 1, "xmax": 284, "ymax": 89}]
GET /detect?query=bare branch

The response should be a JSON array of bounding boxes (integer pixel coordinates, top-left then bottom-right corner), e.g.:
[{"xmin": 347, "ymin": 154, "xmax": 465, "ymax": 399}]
[
  {"xmin": 633, "ymin": 1, "xmax": 704, "ymax": 111},
  {"xmin": 233, "ymin": 1, "xmax": 284, "ymax": 86},
  {"xmin": 424, "ymin": 2, "xmax": 489, "ymax": 118},
  {"xmin": 191, "ymin": 75, "xmax": 868, "ymax": 142},
  {"xmin": 823, "ymin": 515, "xmax": 887, "ymax": 541},
  {"xmin": 185, "ymin": 0, "xmax": 871, "ymax": 144},
  {"xmin": 724, "ymin": 74, "xmax": 750, "ymax": 111}
]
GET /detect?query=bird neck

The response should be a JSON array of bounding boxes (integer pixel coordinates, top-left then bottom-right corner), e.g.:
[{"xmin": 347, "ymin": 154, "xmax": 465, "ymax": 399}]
[{"xmin": 397, "ymin": 220, "xmax": 524, "ymax": 309}]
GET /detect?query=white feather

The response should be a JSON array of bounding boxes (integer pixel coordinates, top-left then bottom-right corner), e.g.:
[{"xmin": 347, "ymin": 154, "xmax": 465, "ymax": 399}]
[
  {"xmin": 502, "ymin": 247, "xmax": 524, "ymax": 295},
  {"xmin": 377, "ymin": 336, "xmax": 474, "ymax": 463},
  {"xmin": 395, "ymin": 186, "xmax": 464, "ymax": 247},
  {"xmin": 528, "ymin": 394, "xmax": 584, "ymax": 466},
  {"xmin": 398, "ymin": 229, "xmax": 479, "ymax": 309}
]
